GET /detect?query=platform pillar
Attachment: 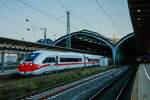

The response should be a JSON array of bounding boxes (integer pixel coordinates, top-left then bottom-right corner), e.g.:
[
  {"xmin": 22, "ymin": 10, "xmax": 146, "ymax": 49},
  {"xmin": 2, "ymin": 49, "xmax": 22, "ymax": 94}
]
[{"xmin": 1, "ymin": 49, "xmax": 4, "ymax": 72}]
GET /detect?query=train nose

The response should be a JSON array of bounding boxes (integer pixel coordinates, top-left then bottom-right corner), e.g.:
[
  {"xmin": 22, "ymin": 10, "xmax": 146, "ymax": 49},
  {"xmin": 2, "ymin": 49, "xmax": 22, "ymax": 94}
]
[
  {"xmin": 18, "ymin": 63, "xmax": 40, "ymax": 72},
  {"xmin": 18, "ymin": 63, "xmax": 32, "ymax": 72}
]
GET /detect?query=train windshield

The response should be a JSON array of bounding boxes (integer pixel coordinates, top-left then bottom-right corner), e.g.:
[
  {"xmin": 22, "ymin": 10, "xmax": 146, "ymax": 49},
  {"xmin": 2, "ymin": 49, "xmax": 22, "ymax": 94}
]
[{"xmin": 24, "ymin": 53, "xmax": 40, "ymax": 61}]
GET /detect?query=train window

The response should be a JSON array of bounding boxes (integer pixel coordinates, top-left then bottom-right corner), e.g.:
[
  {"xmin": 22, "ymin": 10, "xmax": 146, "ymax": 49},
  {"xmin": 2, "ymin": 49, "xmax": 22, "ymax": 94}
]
[
  {"xmin": 95, "ymin": 59, "xmax": 98, "ymax": 61},
  {"xmin": 88, "ymin": 58, "xmax": 99, "ymax": 62},
  {"xmin": 24, "ymin": 53, "xmax": 40, "ymax": 61},
  {"xmin": 43, "ymin": 57, "xmax": 55, "ymax": 63},
  {"xmin": 88, "ymin": 59, "xmax": 94, "ymax": 62},
  {"xmin": 60, "ymin": 58, "xmax": 82, "ymax": 62}
]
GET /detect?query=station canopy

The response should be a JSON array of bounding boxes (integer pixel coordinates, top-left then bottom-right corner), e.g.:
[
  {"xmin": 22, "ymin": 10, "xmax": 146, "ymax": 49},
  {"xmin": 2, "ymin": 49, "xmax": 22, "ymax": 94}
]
[
  {"xmin": 128, "ymin": 0, "xmax": 150, "ymax": 55},
  {"xmin": 54, "ymin": 30, "xmax": 115, "ymax": 57}
]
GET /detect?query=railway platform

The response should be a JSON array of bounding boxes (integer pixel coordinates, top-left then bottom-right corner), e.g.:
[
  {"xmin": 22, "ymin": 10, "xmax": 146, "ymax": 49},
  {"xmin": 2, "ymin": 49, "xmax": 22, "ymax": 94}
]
[
  {"xmin": 131, "ymin": 64, "xmax": 150, "ymax": 100},
  {"xmin": 0, "ymin": 69, "xmax": 18, "ymax": 76}
]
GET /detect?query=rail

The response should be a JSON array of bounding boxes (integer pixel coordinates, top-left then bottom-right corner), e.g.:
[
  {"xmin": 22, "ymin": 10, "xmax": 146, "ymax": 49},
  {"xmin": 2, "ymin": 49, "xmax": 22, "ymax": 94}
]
[{"xmin": 15, "ymin": 66, "xmax": 129, "ymax": 100}]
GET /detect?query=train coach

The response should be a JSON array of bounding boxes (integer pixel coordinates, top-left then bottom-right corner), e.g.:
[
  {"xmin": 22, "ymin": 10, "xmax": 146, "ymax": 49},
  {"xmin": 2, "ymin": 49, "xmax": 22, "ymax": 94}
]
[{"xmin": 18, "ymin": 50, "xmax": 105, "ymax": 75}]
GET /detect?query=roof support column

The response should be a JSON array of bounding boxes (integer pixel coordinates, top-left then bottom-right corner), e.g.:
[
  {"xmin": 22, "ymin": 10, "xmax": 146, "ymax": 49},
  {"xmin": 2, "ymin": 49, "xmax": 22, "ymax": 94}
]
[
  {"xmin": 112, "ymin": 47, "xmax": 116, "ymax": 65},
  {"xmin": 1, "ymin": 49, "xmax": 5, "ymax": 72}
]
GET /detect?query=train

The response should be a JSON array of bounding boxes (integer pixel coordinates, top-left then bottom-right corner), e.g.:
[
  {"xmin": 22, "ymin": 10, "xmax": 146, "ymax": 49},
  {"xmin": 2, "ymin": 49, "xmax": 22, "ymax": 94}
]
[{"xmin": 18, "ymin": 50, "xmax": 108, "ymax": 75}]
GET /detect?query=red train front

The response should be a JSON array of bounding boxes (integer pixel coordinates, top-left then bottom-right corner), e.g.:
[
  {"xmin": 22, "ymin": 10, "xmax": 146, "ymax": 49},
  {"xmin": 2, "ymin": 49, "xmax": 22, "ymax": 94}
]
[{"xmin": 18, "ymin": 52, "xmax": 42, "ymax": 75}]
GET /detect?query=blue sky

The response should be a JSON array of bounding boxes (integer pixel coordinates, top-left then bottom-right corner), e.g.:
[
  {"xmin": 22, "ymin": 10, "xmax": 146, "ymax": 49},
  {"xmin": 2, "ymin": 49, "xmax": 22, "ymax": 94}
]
[{"xmin": 0, "ymin": 0, "xmax": 133, "ymax": 42}]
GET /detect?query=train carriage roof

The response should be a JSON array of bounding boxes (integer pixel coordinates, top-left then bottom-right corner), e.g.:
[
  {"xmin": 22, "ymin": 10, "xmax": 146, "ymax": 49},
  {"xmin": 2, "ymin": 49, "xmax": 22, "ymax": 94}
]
[{"xmin": 32, "ymin": 50, "xmax": 102, "ymax": 58}]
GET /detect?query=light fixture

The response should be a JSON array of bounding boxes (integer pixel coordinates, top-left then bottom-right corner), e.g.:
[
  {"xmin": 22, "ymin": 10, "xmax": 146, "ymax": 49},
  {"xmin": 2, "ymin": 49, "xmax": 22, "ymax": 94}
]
[
  {"xmin": 84, "ymin": 39, "xmax": 88, "ymax": 41},
  {"xmin": 78, "ymin": 37, "xmax": 83, "ymax": 40},
  {"xmin": 137, "ymin": 9, "xmax": 141, "ymax": 12},
  {"xmin": 137, "ymin": 18, "xmax": 141, "ymax": 20}
]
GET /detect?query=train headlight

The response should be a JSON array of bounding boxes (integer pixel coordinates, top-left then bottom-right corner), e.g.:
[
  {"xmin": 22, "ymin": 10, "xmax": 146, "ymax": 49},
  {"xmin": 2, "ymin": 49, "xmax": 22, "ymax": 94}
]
[
  {"xmin": 37, "ymin": 65, "xmax": 41, "ymax": 68},
  {"xmin": 19, "ymin": 64, "xmax": 23, "ymax": 67}
]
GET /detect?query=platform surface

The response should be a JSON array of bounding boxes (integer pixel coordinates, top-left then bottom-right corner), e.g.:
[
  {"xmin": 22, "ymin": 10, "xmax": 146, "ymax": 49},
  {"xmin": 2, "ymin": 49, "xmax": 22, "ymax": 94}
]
[
  {"xmin": 131, "ymin": 64, "xmax": 150, "ymax": 100},
  {"xmin": 0, "ymin": 69, "xmax": 18, "ymax": 75}
]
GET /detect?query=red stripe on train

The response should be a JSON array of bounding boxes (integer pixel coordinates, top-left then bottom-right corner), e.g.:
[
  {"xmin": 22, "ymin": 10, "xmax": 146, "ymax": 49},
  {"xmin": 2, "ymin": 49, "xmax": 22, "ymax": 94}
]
[{"xmin": 18, "ymin": 62, "xmax": 98, "ymax": 72}]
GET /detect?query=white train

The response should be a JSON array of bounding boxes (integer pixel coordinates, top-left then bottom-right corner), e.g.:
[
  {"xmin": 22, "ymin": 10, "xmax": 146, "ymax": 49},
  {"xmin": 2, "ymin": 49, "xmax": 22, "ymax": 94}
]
[{"xmin": 18, "ymin": 50, "xmax": 106, "ymax": 75}]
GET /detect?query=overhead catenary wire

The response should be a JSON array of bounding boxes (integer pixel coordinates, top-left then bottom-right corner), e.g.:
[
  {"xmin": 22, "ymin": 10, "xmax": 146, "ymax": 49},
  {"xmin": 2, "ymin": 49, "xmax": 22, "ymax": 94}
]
[
  {"xmin": 56, "ymin": 0, "xmax": 85, "ymax": 30},
  {"xmin": 0, "ymin": 28, "xmax": 32, "ymax": 37},
  {"xmin": 95, "ymin": 0, "xmax": 123, "ymax": 36},
  {"xmin": 0, "ymin": 0, "xmax": 69, "ymax": 41},
  {"xmin": 17, "ymin": 0, "xmax": 79, "ymax": 30},
  {"xmin": 0, "ymin": 1, "xmax": 11, "ymax": 10},
  {"xmin": 0, "ymin": 29, "xmax": 22, "ymax": 35},
  {"xmin": 17, "ymin": 0, "xmax": 64, "ymax": 23},
  {"xmin": 113, "ymin": 0, "xmax": 126, "ymax": 36},
  {"xmin": 0, "ymin": 1, "xmax": 28, "ymax": 25},
  {"xmin": 0, "ymin": 15, "xmax": 27, "ymax": 29},
  {"xmin": 57, "ymin": 0, "xmax": 127, "ymax": 37},
  {"xmin": 0, "ymin": 1, "xmax": 27, "ymax": 28},
  {"xmin": 0, "ymin": 28, "xmax": 41, "ymax": 41},
  {"xmin": 0, "ymin": 0, "xmax": 131, "ymax": 41},
  {"xmin": 0, "ymin": 1, "xmax": 42, "ymax": 38},
  {"xmin": 0, "ymin": 27, "xmax": 36, "ymax": 35},
  {"xmin": 56, "ymin": 0, "xmax": 94, "ymax": 30},
  {"xmin": 0, "ymin": 0, "xmax": 25, "ymax": 19},
  {"xmin": 113, "ymin": 0, "xmax": 125, "ymax": 26},
  {"xmin": 0, "ymin": 15, "xmax": 39, "ymax": 38}
]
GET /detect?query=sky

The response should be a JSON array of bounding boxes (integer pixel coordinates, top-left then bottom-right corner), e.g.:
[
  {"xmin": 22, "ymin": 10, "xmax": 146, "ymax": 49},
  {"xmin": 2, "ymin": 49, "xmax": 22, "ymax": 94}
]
[{"xmin": 0, "ymin": 0, "xmax": 133, "ymax": 42}]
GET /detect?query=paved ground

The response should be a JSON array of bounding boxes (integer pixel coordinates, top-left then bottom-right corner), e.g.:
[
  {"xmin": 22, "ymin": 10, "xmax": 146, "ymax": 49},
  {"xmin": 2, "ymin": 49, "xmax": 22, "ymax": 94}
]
[
  {"xmin": 0, "ymin": 69, "xmax": 18, "ymax": 75},
  {"xmin": 131, "ymin": 64, "xmax": 150, "ymax": 100}
]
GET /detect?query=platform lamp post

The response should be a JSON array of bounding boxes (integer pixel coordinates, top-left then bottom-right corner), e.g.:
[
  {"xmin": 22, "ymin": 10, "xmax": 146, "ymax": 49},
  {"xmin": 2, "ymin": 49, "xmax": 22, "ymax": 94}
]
[
  {"xmin": 40, "ymin": 28, "xmax": 47, "ymax": 44},
  {"xmin": 25, "ymin": 19, "xmax": 38, "ymax": 41},
  {"xmin": 66, "ymin": 11, "xmax": 71, "ymax": 48}
]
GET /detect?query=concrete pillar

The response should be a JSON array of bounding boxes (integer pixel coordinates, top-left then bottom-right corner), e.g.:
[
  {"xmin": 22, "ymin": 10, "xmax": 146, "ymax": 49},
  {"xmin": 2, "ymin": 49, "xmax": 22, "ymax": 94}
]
[{"xmin": 1, "ymin": 49, "xmax": 4, "ymax": 72}]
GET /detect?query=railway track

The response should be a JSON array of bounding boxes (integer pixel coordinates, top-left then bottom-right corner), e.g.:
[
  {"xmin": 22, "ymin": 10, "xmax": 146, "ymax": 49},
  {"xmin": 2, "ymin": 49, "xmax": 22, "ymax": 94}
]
[
  {"xmin": 15, "ymin": 66, "xmax": 129, "ymax": 100},
  {"xmin": 89, "ymin": 65, "xmax": 137, "ymax": 100},
  {"xmin": 0, "ymin": 68, "xmax": 84, "ymax": 81}
]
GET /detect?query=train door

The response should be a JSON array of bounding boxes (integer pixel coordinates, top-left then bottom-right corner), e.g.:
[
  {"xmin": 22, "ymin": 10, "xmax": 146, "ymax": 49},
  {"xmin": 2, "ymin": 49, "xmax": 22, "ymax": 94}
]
[
  {"xmin": 55, "ymin": 55, "xmax": 59, "ymax": 70},
  {"xmin": 56, "ymin": 56, "xmax": 58, "ymax": 64},
  {"xmin": 83, "ymin": 55, "xmax": 87, "ymax": 67}
]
